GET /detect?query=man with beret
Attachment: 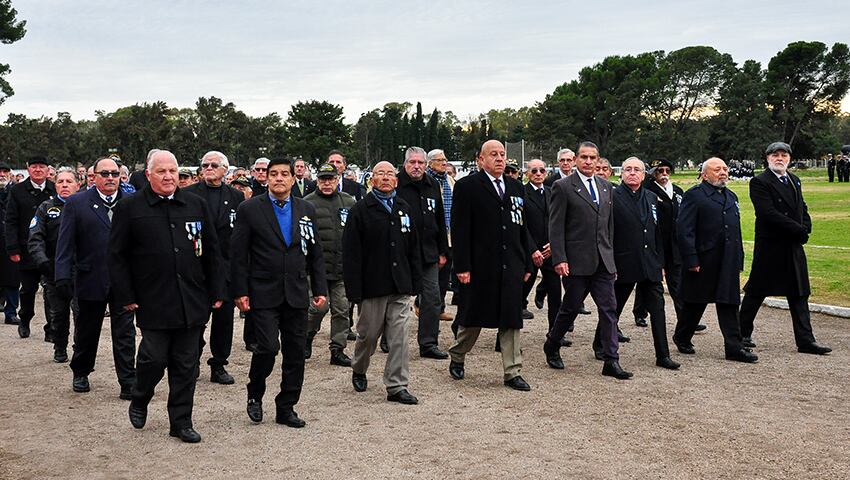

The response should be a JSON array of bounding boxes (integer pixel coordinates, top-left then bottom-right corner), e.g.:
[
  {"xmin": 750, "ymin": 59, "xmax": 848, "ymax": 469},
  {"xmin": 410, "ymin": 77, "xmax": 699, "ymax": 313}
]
[
  {"xmin": 303, "ymin": 163, "xmax": 356, "ymax": 365},
  {"xmin": 673, "ymin": 157, "xmax": 757, "ymax": 363},
  {"xmin": 738, "ymin": 142, "xmax": 831, "ymax": 355},
  {"xmin": 4, "ymin": 156, "xmax": 56, "ymax": 339},
  {"xmin": 0, "ymin": 162, "xmax": 20, "ymax": 326},
  {"xmin": 110, "ymin": 150, "xmax": 225, "ymax": 443},
  {"xmin": 231, "ymin": 176, "xmax": 253, "ymax": 200}
]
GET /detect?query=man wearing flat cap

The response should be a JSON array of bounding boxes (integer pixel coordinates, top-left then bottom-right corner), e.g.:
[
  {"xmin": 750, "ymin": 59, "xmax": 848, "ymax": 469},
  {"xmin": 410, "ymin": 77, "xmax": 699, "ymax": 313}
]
[{"xmin": 738, "ymin": 142, "xmax": 831, "ymax": 355}]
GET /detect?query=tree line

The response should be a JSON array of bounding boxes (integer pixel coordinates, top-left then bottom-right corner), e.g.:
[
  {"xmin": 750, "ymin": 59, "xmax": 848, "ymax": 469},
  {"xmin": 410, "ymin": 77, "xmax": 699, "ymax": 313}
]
[{"xmin": 1, "ymin": 41, "xmax": 849, "ymax": 170}]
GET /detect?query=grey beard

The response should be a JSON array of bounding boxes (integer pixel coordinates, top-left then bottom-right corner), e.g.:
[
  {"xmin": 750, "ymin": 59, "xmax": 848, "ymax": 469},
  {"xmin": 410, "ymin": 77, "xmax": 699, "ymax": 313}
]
[
  {"xmin": 768, "ymin": 163, "xmax": 787, "ymax": 176},
  {"xmin": 708, "ymin": 178, "xmax": 728, "ymax": 188}
]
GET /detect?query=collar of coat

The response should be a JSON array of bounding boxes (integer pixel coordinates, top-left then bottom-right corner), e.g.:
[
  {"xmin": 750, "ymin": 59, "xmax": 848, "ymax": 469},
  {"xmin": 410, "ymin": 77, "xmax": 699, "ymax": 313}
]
[
  {"xmin": 397, "ymin": 168, "xmax": 437, "ymax": 190},
  {"xmin": 143, "ymin": 185, "xmax": 187, "ymax": 206}
]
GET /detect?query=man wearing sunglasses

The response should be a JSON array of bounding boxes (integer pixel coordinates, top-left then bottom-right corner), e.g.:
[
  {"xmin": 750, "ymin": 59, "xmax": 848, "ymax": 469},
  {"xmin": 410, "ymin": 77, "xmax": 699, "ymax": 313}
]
[
  {"xmin": 55, "ymin": 156, "xmax": 137, "ymax": 399},
  {"xmin": 250, "ymin": 158, "xmax": 270, "ymax": 196},
  {"xmin": 185, "ymin": 151, "xmax": 245, "ymax": 385}
]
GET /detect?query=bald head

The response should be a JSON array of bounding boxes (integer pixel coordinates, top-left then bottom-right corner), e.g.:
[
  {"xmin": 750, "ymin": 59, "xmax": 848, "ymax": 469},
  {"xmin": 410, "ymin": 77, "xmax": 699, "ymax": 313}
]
[
  {"xmin": 478, "ymin": 140, "xmax": 507, "ymax": 177},
  {"xmin": 147, "ymin": 150, "xmax": 179, "ymax": 196},
  {"xmin": 621, "ymin": 157, "xmax": 645, "ymax": 191},
  {"xmin": 701, "ymin": 157, "xmax": 729, "ymax": 188},
  {"xmin": 371, "ymin": 161, "xmax": 398, "ymax": 193}
]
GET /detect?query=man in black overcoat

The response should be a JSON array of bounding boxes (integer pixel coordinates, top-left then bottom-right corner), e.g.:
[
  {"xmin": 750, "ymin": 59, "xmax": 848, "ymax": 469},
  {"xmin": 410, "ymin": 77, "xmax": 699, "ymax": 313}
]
[
  {"xmin": 448, "ymin": 140, "xmax": 533, "ymax": 391},
  {"xmin": 110, "ymin": 150, "xmax": 225, "ymax": 443},
  {"xmin": 738, "ymin": 142, "xmax": 831, "ymax": 355},
  {"xmin": 673, "ymin": 157, "xmax": 757, "ymax": 363},
  {"xmin": 0, "ymin": 163, "xmax": 21, "ymax": 325}
]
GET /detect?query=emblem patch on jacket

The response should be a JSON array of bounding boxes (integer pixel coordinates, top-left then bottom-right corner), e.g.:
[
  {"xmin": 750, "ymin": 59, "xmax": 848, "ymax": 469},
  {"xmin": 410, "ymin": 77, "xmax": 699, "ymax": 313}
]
[
  {"xmin": 29, "ymin": 216, "xmax": 38, "ymax": 229},
  {"xmin": 299, "ymin": 216, "xmax": 315, "ymax": 255},
  {"xmin": 229, "ymin": 209, "xmax": 236, "ymax": 229},
  {"xmin": 675, "ymin": 193, "xmax": 683, "ymax": 205},
  {"xmin": 399, "ymin": 210, "xmax": 411, "ymax": 233},
  {"xmin": 509, "ymin": 196, "xmax": 523, "ymax": 225},
  {"xmin": 425, "ymin": 198, "xmax": 436, "ymax": 213},
  {"xmin": 339, "ymin": 208, "xmax": 349, "ymax": 227},
  {"xmin": 185, "ymin": 221, "xmax": 203, "ymax": 256},
  {"xmin": 47, "ymin": 207, "xmax": 62, "ymax": 219}
]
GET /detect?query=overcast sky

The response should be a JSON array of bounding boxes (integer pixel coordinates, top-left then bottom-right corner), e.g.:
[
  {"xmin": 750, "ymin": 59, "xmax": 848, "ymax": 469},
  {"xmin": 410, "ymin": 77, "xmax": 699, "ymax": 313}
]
[{"xmin": 1, "ymin": 0, "xmax": 849, "ymax": 123}]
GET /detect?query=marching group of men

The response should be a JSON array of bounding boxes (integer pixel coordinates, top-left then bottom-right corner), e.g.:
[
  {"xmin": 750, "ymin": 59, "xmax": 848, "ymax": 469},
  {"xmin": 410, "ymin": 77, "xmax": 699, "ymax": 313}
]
[{"xmin": 0, "ymin": 138, "xmax": 832, "ymax": 443}]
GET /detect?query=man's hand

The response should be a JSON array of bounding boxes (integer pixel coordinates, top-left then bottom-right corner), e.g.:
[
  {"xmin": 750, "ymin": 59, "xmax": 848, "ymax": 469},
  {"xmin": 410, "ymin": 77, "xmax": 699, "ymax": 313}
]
[
  {"xmin": 124, "ymin": 303, "xmax": 139, "ymax": 312},
  {"xmin": 523, "ymin": 272, "xmax": 531, "ymax": 281},
  {"xmin": 688, "ymin": 266, "xmax": 700, "ymax": 272},
  {"xmin": 9, "ymin": 254, "xmax": 19, "ymax": 263},
  {"xmin": 235, "ymin": 296, "xmax": 250, "ymax": 312},
  {"xmin": 555, "ymin": 262, "xmax": 569, "ymax": 277},
  {"xmin": 438, "ymin": 255, "xmax": 447, "ymax": 268},
  {"xmin": 531, "ymin": 250, "xmax": 544, "ymax": 268},
  {"xmin": 312, "ymin": 296, "xmax": 327, "ymax": 308},
  {"xmin": 541, "ymin": 243, "xmax": 551, "ymax": 259},
  {"xmin": 212, "ymin": 300, "xmax": 223, "ymax": 309},
  {"xmin": 457, "ymin": 271, "xmax": 471, "ymax": 284}
]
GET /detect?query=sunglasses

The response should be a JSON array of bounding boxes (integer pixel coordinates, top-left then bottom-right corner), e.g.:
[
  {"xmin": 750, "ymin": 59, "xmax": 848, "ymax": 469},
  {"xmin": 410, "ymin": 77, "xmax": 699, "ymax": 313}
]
[
  {"xmin": 201, "ymin": 162, "xmax": 221, "ymax": 169},
  {"xmin": 254, "ymin": 167, "xmax": 268, "ymax": 172},
  {"xmin": 655, "ymin": 167, "xmax": 671, "ymax": 174},
  {"xmin": 97, "ymin": 171, "xmax": 121, "ymax": 178},
  {"xmin": 529, "ymin": 168, "xmax": 546, "ymax": 174}
]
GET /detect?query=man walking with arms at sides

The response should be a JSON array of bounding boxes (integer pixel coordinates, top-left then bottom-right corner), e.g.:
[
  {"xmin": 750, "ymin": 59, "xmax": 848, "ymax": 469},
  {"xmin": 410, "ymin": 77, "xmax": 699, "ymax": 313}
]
[
  {"xmin": 0, "ymin": 163, "xmax": 20, "ymax": 326},
  {"xmin": 448, "ymin": 140, "xmax": 533, "ymax": 391},
  {"xmin": 426, "ymin": 149, "xmax": 455, "ymax": 321},
  {"xmin": 344, "ymin": 161, "xmax": 422, "ymax": 404},
  {"xmin": 673, "ymin": 158, "xmax": 757, "ymax": 363},
  {"xmin": 303, "ymin": 163, "xmax": 356, "ymax": 366},
  {"xmin": 185, "ymin": 151, "xmax": 246, "ymax": 384},
  {"xmin": 110, "ymin": 150, "xmax": 224, "ymax": 443},
  {"xmin": 231, "ymin": 157, "xmax": 327, "ymax": 427},
  {"xmin": 738, "ymin": 143, "xmax": 831, "ymax": 355},
  {"xmin": 544, "ymin": 141, "xmax": 632, "ymax": 379}
]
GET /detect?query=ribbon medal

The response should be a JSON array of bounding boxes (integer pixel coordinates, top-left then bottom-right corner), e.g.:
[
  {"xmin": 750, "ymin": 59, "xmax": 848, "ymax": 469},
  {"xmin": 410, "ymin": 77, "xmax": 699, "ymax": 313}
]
[
  {"xmin": 185, "ymin": 221, "xmax": 203, "ymax": 257},
  {"xmin": 425, "ymin": 197, "xmax": 436, "ymax": 213},
  {"xmin": 299, "ymin": 216, "xmax": 315, "ymax": 255},
  {"xmin": 399, "ymin": 210, "xmax": 411, "ymax": 233},
  {"xmin": 509, "ymin": 195, "xmax": 523, "ymax": 225},
  {"xmin": 229, "ymin": 209, "xmax": 236, "ymax": 229},
  {"xmin": 339, "ymin": 208, "xmax": 349, "ymax": 227}
]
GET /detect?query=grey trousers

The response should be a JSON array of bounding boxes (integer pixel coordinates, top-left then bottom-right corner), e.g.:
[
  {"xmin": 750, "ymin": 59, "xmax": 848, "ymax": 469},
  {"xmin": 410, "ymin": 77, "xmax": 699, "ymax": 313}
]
[
  {"xmin": 351, "ymin": 294, "xmax": 412, "ymax": 395},
  {"xmin": 308, "ymin": 279, "xmax": 349, "ymax": 351},
  {"xmin": 417, "ymin": 262, "xmax": 441, "ymax": 349},
  {"xmin": 449, "ymin": 326, "xmax": 522, "ymax": 380}
]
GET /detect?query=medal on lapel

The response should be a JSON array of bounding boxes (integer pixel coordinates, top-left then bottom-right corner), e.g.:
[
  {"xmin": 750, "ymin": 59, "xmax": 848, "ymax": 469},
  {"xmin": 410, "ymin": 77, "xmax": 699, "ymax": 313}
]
[
  {"xmin": 509, "ymin": 196, "xmax": 523, "ymax": 225},
  {"xmin": 339, "ymin": 208, "xmax": 349, "ymax": 227},
  {"xmin": 651, "ymin": 204, "xmax": 657, "ymax": 222},
  {"xmin": 299, "ymin": 216, "xmax": 315, "ymax": 255},
  {"xmin": 229, "ymin": 209, "xmax": 236, "ymax": 228},
  {"xmin": 425, "ymin": 197, "xmax": 436, "ymax": 213},
  {"xmin": 399, "ymin": 210, "xmax": 411, "ymax": 233},
  {"xmin": 185, "ymin": 221, "xmax": 203, "ymax": 256}
]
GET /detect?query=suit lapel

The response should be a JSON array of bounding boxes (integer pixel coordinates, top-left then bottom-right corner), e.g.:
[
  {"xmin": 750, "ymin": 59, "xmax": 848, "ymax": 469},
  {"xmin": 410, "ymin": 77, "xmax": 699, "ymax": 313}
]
[
  {"xmin": 525, "ymin": 184, "xmax": 545, "ymax": 214},
  {"xmin": 290, "ymin": 198, "xmax": 302, "ymax": 248},
  {"xmin": 259, "ymin": 195, "xmax": 288, "ymax": 248},
  {"xmin": 571, "ymin": 174, "xmax": 599, "ymax": 211},
  {"xmin": 89, "ymin": 190, "xmax": 112, "ymax": 228},
  {"xmin": 766, "ymin": 171, "xmax": 797, "ymax": 208},
  {"xmin": 476, "ymin": 171, "xmax": 503, "ymax": 204}
]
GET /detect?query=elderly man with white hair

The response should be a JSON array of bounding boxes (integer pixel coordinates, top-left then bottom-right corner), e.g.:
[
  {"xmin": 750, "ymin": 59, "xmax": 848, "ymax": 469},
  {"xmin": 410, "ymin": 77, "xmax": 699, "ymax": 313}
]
[{"xmin": 250, "ymin": 157, "xmax": 271, "ymax": 196}]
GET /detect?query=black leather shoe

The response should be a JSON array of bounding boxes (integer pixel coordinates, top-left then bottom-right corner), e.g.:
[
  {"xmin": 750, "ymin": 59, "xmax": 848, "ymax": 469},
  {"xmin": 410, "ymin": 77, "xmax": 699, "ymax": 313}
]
[
  {"xmin": 634, "ymin": 317, "xmax": 648, "ymax": 327},
  {"xmin": 53, "ymin": 350, "xmax": 68, "ymax": 363},
  {"xmin": 504, "ymin": 376, "xmax": 531, "ymax": 391},
  {"xmin": 119, "ymin": 385, "xmax": 133, "ymax": 400},
  {"xmin": 449, "ymin": 361, "xmax": 464, "ymax": 380},
  {"xmin": 4, "ymin": 315, "xmax": 19, "ymax": 325},
  {"xmin": 18, "ymin": 322, "xmax": 30, "ymax": 338},
  {"xmin": 379, "ymin": 336, "xmax": 389, "ymax": 353},
  {"xmin": 742, "ymin": 337, "xmax": 757, "ymax": 348},
  {"xmin": 593, "ymin": 350, "xmax": 604, "ymax": 361},
  {"xmin": 169, "ymin": 427, "xmax": 202, "ymax": 443},
  {"xmin": 560, "ymin": 337, "xmax": 572, "ymax": 347},
  {"xmin": 673, "ymin": 337, "xmax": 696, "ymax": 354},
  {"xmin": 304, "ymin": 338, "xmax": 313, "ymax": 359},
  {"xmin": 602, "ymin": 360, "xmax": 633, "ymax": 379},
  {"xmin": 330, "ymin": 349, "xmax": 353, "ymax": 366},
  {"xmin": 44, "ymin": 332, "xmax": 54, "ymax": 343},
  {"xmin": 72, "ymin": 376, "xmax": 90, "ymax": 393},
  {"xmin": 276, "ymin": 409, "xmax": 306, "ymax": 428},
  {"xmin": 617, "ymin": 330, "xmax": 630, "ymax": 343},
  {"xmin": 521, "ymin": 308, "xmax": 534, "ymax": 319},
  {"xmin": 247, "ymin": 399, "xmax": 263, "ymax": 423},
  {"xmin": 210, "ymin": 366, "xmax": 235, "ymax": 385},
  {"xmin": 387, "ymin": 389, "xmax": 418, "ymax": 405},
  {"xmin": 245, "ymin": 343, "xmax": 258, "ymax": 353},
  {"xmin": 656, "ymin": 357, "xmax": 681, "ymax": 370},
  {"xmin": 543, "ymin": 342, "xmax": 564, "ymax": 370},
  {"xmin": 346, "ymin": 330, "xmax": 358, "ymax": 341},
  {"xmin": 798, "ymin": 343, "xmax": 832, "ymax": 355},
  {"xmin": 534, "ymin": 293, "xmax": 545, "ymax": 310},
  {"xmin": 352, "ymin": 372, "xmax": 367, "ymax": 392},
  {"xmin": 579, "ymin": 306, "xmax": 591, "ymax": 315},
  {"xmin": 694, "ymin": 324, "xmax": 707, "ymax": 332},
  {"xmin": 420, "ymin": 346, "xmax": 449, "ymax": 360},
  {"xmin": 725, "ymin": 348, "xmax": 758, "ymax": 363},
  {"xmin": 128, "ymin": 403, "xmax": 147, "ymax": 429}
]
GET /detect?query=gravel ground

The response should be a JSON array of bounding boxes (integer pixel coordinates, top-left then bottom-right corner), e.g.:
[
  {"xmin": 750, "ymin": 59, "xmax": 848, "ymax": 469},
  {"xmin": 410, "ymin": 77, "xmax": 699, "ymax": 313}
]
[{"xmin": 1, "ymin": 287, "xmax": 848, "ymax": 480}]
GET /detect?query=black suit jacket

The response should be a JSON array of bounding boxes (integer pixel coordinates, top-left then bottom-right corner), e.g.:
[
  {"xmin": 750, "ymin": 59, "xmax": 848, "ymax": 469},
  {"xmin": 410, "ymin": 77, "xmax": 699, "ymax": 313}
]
[
  {"xmin": 230, "ymin": 194, "xmax": 327, "ymax": 310},
  {"xmin": 643, "ymin": 180, "xmax": 684, "ymax": 267},
  {"xmin": 543, "ymin": 170, "xmax": 568, "ymax": 187},
  {"xmin": 4, "ymin": 179, "xmax": 56, "ymax": 269},
  {"xmin": 292, "ymin": 178, "xmax": 316, "ymax": 198},
  {"xmin": 184, "ymin": 181, "xmax": 245, "ymax": 281},
  {"xmin": 396, "ymin": 170, "xmax": 449, "ymax": 264},
  {"xmin": 523, "ymin": 182, "xmax": 552, "ymax": 268},
  {"xmin": 612, "ymin": 184, "xmax": 664, "ymax": 284},
  {"xmin": 341, "ymin": 177, "xmax": 366, "ymax": 201}
]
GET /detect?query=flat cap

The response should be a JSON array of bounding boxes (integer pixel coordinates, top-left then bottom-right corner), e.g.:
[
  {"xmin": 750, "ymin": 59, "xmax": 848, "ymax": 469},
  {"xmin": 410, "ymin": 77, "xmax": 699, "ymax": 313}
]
[{"xmin": 765, "ymin": 142, "xmax": 792, "ymax": 155}]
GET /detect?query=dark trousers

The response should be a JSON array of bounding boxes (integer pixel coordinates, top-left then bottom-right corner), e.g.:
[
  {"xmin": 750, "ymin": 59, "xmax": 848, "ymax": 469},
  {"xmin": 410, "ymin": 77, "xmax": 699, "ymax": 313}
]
[
  {"xmin": 18, "ymin": 268, "xmax": 44, "ymax": 331},
  {"xmin": 42, "ymin": 279, "xmax": 78, "ymax": 352},
  {"xmin": 243, "ymin": 311, "xmax": 256, "ymax": 346},
  {"xmin": 596, "ymin": 281, "xmax": 670, "ymax": 358},
  {"xmin": 438, "ymin": 251, "xmax": 452, "ymax": 312},
  {"xmin": 2, "ymin": 286, "xmax": 19, "ymax": 319},
  {"xmin": 70, "ymin": 298, "xmax": 136, "ymax": 388},
  {"xmin": 522, "ymin": 266, "xmax": 561, "ymax": 329},
  {"xmin": 828, "ymin": 168, "xmax": 834, "ymax": 182},
  {"xmin": 675, "ymin": 302, "xmax": 743, "ymax": 353},
  {"xmin": 200, "ymin": 301, "xmax": 234, "ymax": 367},
  {"xmin": 633, "ymin": 263, "xmax": 683, "ymax": 322},
  {"xmin": 247, "ymin": 303, "xmax": 308, "ymax": 412},
  {"xmin": 132, "ymin": 326, "xmax": 202, "ymax": 430},
  {"xmin": 547, "ymin": 263, "xmax": 619, "ymax": 360},
  {"xmin": 739, "ymin": 293, "xmax": 817, "ymax": 348}
]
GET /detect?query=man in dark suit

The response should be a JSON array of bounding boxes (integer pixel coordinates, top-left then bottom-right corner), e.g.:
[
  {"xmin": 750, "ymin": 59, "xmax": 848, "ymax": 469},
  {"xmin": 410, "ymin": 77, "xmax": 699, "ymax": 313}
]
[
  {"xmin": 448, "ymin": 140, "xmax": 533, "ymax": 391},
  {"xmin": 674, "ymin": 157, "xmax": 757, "ymax": 363},
  {"xmin": 4, "ymin": 156, "xmax": 56, "ymax": 339},
  {"xmin": 292, "ymin": 158, "xmax": 316, "ymax": 198},
  {"xmin": 185, "ymin": 151, "xmax": 246, "ymax": 384},
  {"xmin": 56, "ymin": 156, "xmax": 137, "ymax": 398},
  {"xmin": 231, "ymin": 158, "xmax": 328, "ymax": 428},
  {"xmin": 110, "ymin": 150, "xmax": 225, "ymax": 443},
  {"xmin": 544, "ymin": 141, "xmax": 632, "ymax": 379},
  {"xmin": 826, "ymin": 155, "xmax": 835, "ymax": 183},
  {"xmin": 521, "ymin": 159, "xmax": 562, "ymax": 334},
  {"xmin": 250, "ymin": 158, "xmax": 270, "ymax": 196},
  {"xmin": 0, "ymin": 163, "xmax": 20, "ymax": 325},
  {"xmin": 597, "ymin": 158, "xmax": 679, "ymax": 369},
  {"xmin": 327, "ymin": 150, "xmax": 365, "ymax": 200},
  {"xmin": 738, "ymin": 142, "xmax": 831, "ymax": 355},
  {"xmin": 543, "ymin": 148, "xmax": 575, "ymax": 187}
]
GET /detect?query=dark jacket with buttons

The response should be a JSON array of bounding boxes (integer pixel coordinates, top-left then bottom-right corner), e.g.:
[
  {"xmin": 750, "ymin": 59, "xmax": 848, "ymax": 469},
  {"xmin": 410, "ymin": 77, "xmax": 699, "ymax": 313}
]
[
  {"xmin": 108, "ymin": 186, "xmax": 225, "ymax": 329},
  {"xmin": 612, "ymin": 184, "xmax": 664, "ymax": 284},
  {"xmin": 4, "ymin": 179, "xmax": 56, "ymax": 269},
  {"xmin": 396, "ymin": 169, "xmax": 449, "ymax": 265},
  {"xmin": 303, "ymin": 190, "xmax": 356, "ymax": 282},
  {"xmin": 27, "ymin": 196, "xmax": 66, "ymax": 281},
  {"xmin": 644, "ymin": 180, "xmax": 684, "ymax": 267},
  {"xmin": 230, "ymin": 194, "xmax": 328, "ymax": 310},
  {"xmin": 183, "ymin": 181, "xmax": 244, "ymax": 285},
  {"xmin": 343, "ymin": 192, "xmax": 422, "ymax": 303}
]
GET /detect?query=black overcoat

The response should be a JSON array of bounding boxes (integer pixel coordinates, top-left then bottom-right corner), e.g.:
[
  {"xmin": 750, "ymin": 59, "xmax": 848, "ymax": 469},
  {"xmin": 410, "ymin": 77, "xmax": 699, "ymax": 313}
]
[
  {"xmin": 612, "ymin": 184, "xmax": 664, "ymax": 284},
  {"xmin": 677, "ymin": 182, "xmax": 744, "ymax": 305},
  {"xmin": 4, "ymin": 179, "xmax": 55, "ymax": 269},
  {"xmin": 0, "ymin": 184, "xmax": 20, "ymax": 286},
  {"xmin": 644, "ymin": 180, "xmax": 684, "ymax": 266},
  {"xmin": 451, "ymin": 171, "xmax": 532, "ymax": 330},
  {"xmin": 743, "ymin": 170, "xmax": 811, "ymax": 297},
  {"xmin": 396, "ymin": 170, "xmax": 449, "ymax": 265},
  {"xmin": 109, "ymin": 186, "xmax": 225, "ymax": 330},
  {"xmin": 523, "ymin": 182, "xmax": 552, "ymax": 269},
  {"xmin": 184, "ymin": 181, "xmax": 244, "ymax": 282}
]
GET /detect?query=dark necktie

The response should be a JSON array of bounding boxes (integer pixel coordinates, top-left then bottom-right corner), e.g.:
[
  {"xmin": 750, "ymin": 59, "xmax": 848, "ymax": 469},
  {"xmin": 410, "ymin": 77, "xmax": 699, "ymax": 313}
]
[
  {"xmin": 494, "ymin": 179, "xmax": 504, "ymax": 198},
  {"xmin": 105, "ymin": 195, "xmax": 114, "ymax": 221},
  {"xmin": 587, "ymin": 178, "xmax": 598, "ymax": 204},
  {"xmin": 272, "ymin": 199, "xmax": 285, "ymax": 208},
  {"xmin": 780, "ymin": 176, "xmax": 788, "ymax": 185}
]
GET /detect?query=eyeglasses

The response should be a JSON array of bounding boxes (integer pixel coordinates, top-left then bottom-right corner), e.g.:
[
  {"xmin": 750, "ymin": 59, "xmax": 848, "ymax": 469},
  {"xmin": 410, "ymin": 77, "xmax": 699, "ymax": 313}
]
[
  {"xmin": 97, "ymin": 171, "xmax": 121, "ymax": 178},
  {"xmin": 254, "ymin": 167, "xmax": 267, "ymax": 172},
  {"xmin": 529, "ymin": 168, "xmax": 546, "ymax": 174},
  {"xmin": 655, "ymin": 167, "xmax": 671, "ymax": 174},
  {"xmin": 373, "ymin": 171, "xmax": 396, "ymax": 178},
  {"xmin": 559, "ymin": 157, "xmax": 573, "ymax": 163},
  {"xmin": 201, "ymin": 162, "xmax": 221, "ymax": 169}
]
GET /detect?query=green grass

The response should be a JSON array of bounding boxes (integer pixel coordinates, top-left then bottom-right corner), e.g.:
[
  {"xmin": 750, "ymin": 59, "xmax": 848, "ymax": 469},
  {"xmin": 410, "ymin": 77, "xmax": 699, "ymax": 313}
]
[{"xmin": 665, "ymin": 168, "xmax": 850, "ymax": 306}]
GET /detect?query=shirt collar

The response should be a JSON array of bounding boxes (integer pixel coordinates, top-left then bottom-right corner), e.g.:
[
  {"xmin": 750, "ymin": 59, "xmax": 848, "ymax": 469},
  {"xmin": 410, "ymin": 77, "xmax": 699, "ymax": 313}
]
[
  {"xmin": 96, "ymin": 189, "xmax": 116, "ymax": 203},
  {"xmin": 772, "ymin": 170, "xmax": 788, "ymax": 181},
  {"xmin": 531, "ymin": 182, "xmax": 544, "ymax": 191},
  {"xmin": 655, "ymin": 181, "xmax": 674, "ymax": 199},
  {"xmin": 484, "ymin": 171, "xmax": 503, "ymax": 184},
  {"xmin": 576, "ymin": 170, "xmax": 594, "ymax": 184},
  {"xmin": 30, "ymin": 179, "xmax": 45, "ymax": 191}
]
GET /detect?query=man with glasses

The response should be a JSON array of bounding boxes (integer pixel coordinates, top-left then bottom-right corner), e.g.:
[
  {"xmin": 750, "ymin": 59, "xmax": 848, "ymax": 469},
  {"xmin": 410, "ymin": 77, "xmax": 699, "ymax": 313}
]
[
  {"xmin": 426, "ymin": 149, "xmax": 455, "ymax": 321},
  {"xmin": 55, "ymin": 156, "xmax": 136, "ymax": 398},
  {"xmin": 251, "ymin": 157, "xmax": 270, "ymax": 196},
  {"xmin": 185, "ymin": 151, "xmax": 245, "ymax": 385},
  {"xmin": 543, "ymin": 148, "xmax": 574, "ymax": 187}
]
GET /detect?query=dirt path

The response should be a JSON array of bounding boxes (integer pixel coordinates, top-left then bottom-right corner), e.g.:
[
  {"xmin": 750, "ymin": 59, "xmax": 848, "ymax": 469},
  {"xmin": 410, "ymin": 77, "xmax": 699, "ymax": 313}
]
[{"xmin": 1, "ymin": 291, "xmax": 848, "ymax": 479}]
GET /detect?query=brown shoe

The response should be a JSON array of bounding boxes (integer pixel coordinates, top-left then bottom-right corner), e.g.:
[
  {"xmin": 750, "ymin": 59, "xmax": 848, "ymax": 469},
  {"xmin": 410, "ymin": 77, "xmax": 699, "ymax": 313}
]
[{"xmin": 439, "ymin": 312, "xmax": 454, "ymax": 321}]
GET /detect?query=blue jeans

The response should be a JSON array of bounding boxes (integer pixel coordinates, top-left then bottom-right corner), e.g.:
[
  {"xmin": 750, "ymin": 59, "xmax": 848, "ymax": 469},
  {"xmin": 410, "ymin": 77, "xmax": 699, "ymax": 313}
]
[{"xmin": 2, "ymin": 287, "xmax": 18, "ymax": 319}]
